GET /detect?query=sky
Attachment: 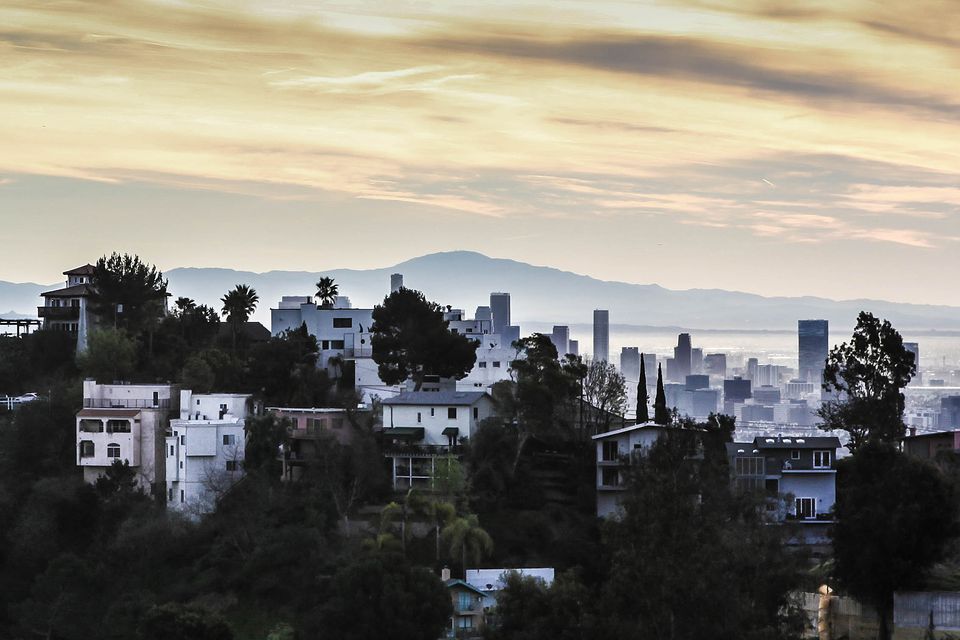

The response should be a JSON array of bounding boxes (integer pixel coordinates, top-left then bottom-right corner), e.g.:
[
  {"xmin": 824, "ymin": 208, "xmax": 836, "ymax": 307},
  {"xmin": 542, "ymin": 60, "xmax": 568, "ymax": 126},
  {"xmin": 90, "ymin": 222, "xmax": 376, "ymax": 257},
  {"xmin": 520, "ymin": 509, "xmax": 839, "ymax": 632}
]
[{"xmin": 1, "ymin": 0, "xmax": 959, "ymax": 304}]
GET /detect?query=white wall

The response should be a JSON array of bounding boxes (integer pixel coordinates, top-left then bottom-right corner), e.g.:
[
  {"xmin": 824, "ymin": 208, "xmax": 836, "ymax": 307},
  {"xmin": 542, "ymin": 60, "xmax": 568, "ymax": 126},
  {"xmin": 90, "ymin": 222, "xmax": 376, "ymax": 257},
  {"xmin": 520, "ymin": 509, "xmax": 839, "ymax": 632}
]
[{"xmin": 384, "ymin": 397, "xmax": 495, "ymax": 445}]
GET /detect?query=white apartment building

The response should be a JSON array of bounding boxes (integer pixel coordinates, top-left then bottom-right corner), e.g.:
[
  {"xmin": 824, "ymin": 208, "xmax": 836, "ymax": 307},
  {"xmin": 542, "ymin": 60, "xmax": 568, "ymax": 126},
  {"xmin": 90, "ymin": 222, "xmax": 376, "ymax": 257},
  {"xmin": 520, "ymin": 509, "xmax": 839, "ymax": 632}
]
[
  {"xmin": 381, "ymin": 391, "xmax": 495, "ymax": 489},
  {"xmin": 165, "ymin": 391, "xmax": 251, "ymax": 514},
  {"xmin": 592, "ymin": 422, "xmax": 671, "ymax": 517},
  {"xmin": 76, "ymin": 381, "xmax": 179, "ymax": 493}
]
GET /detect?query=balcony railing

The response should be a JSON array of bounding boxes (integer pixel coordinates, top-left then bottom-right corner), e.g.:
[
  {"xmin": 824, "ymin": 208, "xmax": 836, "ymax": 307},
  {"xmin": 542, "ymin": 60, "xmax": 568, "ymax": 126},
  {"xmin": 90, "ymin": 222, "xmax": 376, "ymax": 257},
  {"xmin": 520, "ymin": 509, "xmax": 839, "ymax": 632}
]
[
  {"xmin": 83, "ymin": 398, "xmax": 170, "ymax": 409},
  {"xmin": 37, "ymin": 306, "xmax": 80, "ymax": 320}
]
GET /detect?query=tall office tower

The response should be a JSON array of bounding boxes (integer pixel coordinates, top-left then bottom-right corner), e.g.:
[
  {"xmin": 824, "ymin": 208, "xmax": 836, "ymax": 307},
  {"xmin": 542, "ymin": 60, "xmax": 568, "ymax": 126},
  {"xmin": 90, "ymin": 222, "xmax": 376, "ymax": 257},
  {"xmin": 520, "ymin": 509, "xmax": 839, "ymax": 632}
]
[
  {"xmin": 691, "ymin": 348, "xmax": 704, "ymax": 374},
  {"xmin": 390, "ymin": 273, "xmax": 404, "ymax": 293},
  {"xmin": 490, "ymin": 293, "xmax": 511, "ymax": 335},
  {"xmin": 904, "ymin": 342, "xmax": 921, "ymax": 385},
  {"xmin": 568, "ymin": 339, "xmax": 579, "ymax": 356},
  {"xmin": 503, "ymin": 325, "xmax": 521, "ymax": 347},
  {"xmin": 551, "ymin": 326, "xmax": 570, "ymax": 356},
  {"xmin": 665, "ymin": 358, "xmax": 678, "ymax": 382},
  {"xmin": 620, "ymin": 347, "xmax": 640, "ymax": 381},
  {"xmin": 475, "ymin": 306, "xmax": 492, "ymax": 322},
  {"xmin": 724, "ymin": 376, "xmax": 752, "ymax": 403},
  {"xmin": 798, "ymin": 319, "xmax": 829, "ymax": 383},
  {"xmin": 746, "ymin": 357, "xmax": 759, "ymax": 382},
  {"xmin": 673, "ymin": 333, "xmax": 692, "ymax": 381},
  {"xmin": 593, "ymin": 310, "xmax": 609, "ymax": 362},
  {"xmin": 703, "ymin": 353, "xmax": 727, "ymax": 377},
  {"xmin": 941, "ymin": 396, "xmax": 960, "ymax": 429}
]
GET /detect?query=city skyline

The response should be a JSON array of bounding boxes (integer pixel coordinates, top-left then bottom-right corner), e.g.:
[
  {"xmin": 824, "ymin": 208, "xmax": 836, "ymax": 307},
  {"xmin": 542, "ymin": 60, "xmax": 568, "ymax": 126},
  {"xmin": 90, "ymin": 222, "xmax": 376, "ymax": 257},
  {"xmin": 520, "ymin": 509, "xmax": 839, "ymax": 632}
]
[{"xmin": 1, "ymin": 1, "xmax": 959, "ymax": 306}]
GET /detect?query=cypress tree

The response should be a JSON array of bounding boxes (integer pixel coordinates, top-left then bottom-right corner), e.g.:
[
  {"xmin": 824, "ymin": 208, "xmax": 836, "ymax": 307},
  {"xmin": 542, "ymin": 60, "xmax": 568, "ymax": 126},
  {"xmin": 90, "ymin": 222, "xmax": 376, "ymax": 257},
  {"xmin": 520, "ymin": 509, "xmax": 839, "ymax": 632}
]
[
  {"xmin": 636, "ymin": 353, "xmax": 650, "ymax": 423},
  {"xmin": 654, "ymin": 362, "xmax": 670, "ymax": 425}
]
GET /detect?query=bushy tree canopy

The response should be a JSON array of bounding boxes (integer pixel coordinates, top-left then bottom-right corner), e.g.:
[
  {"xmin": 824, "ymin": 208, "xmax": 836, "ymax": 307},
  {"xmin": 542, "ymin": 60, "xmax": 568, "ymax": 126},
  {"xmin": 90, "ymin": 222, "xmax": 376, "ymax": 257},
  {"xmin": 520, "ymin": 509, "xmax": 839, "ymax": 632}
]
[
  {"xmin": 370, "ymin": 288, "xmax": 477, "ymax": 390},
  {"xmin": 89, "ymin": 253, "xmax": 168, "ymax": 332}
]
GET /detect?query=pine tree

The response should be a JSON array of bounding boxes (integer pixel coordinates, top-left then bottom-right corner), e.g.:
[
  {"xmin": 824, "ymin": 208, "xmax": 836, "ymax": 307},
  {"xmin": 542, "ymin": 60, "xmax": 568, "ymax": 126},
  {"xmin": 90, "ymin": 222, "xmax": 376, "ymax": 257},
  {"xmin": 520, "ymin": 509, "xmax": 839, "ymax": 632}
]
[
  {"xmin": 636, "ymin": 353, "xmax": 650, "ymax": 423},
  {"xmin": 654, "ymin": 362, "xmax": 670, "ymax": 425}
]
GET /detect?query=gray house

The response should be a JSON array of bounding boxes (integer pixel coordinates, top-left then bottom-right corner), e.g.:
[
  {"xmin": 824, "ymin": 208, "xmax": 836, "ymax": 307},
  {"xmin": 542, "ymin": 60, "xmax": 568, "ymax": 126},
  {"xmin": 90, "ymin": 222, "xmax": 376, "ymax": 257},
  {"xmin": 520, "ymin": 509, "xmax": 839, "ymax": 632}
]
[{"xmin": 727, "ymin": 435, "xmax": 841, "ymax": 544}]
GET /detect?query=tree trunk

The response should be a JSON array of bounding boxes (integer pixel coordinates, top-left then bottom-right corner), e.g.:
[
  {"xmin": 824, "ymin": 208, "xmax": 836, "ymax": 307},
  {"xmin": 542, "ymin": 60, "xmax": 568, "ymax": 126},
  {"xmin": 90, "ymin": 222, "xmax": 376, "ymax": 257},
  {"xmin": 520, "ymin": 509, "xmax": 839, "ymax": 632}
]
[{"xmin": 877, "ymin": 605, "xmax": 890, "ymax": 640}]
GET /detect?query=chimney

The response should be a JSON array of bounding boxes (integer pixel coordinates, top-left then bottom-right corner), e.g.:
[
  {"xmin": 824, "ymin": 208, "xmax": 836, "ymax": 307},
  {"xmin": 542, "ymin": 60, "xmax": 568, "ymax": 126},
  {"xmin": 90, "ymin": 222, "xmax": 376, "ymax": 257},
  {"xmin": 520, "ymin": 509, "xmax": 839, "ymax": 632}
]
[{"xmin": 441, "ymin": 566, "xmax": 451, "ymax": 582}]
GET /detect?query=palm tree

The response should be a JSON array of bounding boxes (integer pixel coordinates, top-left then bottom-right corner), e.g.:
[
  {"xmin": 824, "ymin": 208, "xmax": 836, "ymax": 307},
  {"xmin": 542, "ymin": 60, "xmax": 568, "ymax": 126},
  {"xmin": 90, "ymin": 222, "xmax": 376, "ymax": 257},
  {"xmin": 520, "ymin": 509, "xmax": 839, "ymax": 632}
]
[
  {"xmin": 442, "ymin": 513, "xmax": 493, "ymax": 572},
  {"xmin": 314, "ymin": 277, "xmax": 339, "ymax": 309},
  {"xmin": 221, "ymin": 284, "xmax": 259, "ymax": 352}
]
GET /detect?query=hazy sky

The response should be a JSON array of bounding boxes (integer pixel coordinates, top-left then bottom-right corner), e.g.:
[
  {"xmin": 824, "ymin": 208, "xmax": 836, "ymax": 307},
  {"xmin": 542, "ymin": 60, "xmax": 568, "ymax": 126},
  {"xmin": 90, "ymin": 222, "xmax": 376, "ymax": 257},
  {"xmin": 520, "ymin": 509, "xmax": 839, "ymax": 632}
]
[{"xmin": 2, "ymin": 0, "xmax": 959, "ymax": 304}]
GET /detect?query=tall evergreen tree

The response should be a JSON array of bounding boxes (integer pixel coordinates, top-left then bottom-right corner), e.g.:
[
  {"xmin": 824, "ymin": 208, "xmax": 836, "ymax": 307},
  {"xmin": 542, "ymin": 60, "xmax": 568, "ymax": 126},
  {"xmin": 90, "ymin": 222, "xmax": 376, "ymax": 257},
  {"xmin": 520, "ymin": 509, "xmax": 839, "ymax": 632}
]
[
  {"xmin": 636, "ymin": 353, "xmax": 649, "ymax": 423},
  {"xmin": 653, "ymin": 363, "xmax": 670, "ymax": 425}
]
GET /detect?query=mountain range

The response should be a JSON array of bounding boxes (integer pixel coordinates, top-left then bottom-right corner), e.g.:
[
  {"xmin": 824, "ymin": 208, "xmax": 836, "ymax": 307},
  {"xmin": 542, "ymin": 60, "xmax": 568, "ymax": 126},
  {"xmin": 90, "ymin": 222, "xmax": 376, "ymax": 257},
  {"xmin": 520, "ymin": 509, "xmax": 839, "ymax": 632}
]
[{"xmin": 3, "ymin": 251, "xmax": 959, "ymax": 331}]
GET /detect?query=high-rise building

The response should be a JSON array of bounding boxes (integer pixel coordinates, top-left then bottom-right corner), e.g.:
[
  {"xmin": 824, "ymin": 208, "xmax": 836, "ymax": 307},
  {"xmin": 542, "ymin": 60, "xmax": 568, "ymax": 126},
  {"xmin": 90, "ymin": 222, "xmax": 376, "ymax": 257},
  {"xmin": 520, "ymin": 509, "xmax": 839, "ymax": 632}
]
[
  {"xmin": 904, "ymin": 342, "xmax": 920, "ymax": 385},
  {"xmin": 551, "ymin": 326, "xmax": 570, "ymax": 357},
  {"xmin": 691, "ymin": 348, "xmax": 703, "ymax": 374},
  {"xmin": 704, "ymin": 353, "xmax": 727, "ymax": 377},
  {"xmin": 673, "ymin": 333, "xmax": 692, "ymax": 381},
  {"xmin": 940, "ymin": 396, "xmax": 960, "ymax": 429},
  {"xmin": 746, "ymin": 357, "xmax": 759, "ymax": 382},
  {"xmin": 490, "ymin": 293, "xmax": 511, "ymax": 336},
  {"xmin": 642, "ymin": 353, "xmax": 657, "ymax": 384},
  {"xmin": 798, "ymin": 320, "xmax": 829, "ymax": 384},
  {"xmin": 685, "ymin": 374, "xmax": 709, "ymax": 391},
  {"xmin": 502, "ymin": 325, "xmax": 521, "ymax": 347},
  {"xmin": 593, "ymin": 310, "xmax": 609, "ymax": 362},
  {"xmin": 391, "ymin": 273, "xmax": 404, "ymax": 293},
  {"xmin": 568, "ymin": 339, "xmax": 579, "ymax": 356},
  {"xmin": 724, "ymin": 377, "xmax": 752, "ymax": 403},
  {"xmin": 753, "ymin": 385, "xmax": 781, "ymax": 404},
  {"xmin": 621, "ymin": 347, "xmax": 640, "ymax": 381}
]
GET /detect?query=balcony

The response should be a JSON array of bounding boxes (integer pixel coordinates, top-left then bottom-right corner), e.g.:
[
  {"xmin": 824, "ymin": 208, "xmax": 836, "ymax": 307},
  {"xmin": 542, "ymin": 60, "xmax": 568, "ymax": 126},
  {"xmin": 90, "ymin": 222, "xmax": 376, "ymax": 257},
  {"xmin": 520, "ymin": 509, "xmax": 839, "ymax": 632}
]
[
  {"xmin": 83, "ymin": 398, "xmax": 171, "ymax": 409},
  {"xmin": 37, "ymin": 306, "xmax": 80, "ymax": 320}
]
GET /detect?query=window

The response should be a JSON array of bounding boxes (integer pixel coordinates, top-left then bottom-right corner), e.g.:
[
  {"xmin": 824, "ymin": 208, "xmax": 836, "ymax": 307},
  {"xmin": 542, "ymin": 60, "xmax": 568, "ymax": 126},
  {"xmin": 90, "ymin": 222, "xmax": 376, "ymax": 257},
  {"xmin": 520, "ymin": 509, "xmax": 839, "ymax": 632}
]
[
  {"xmin": 330, "ymin": 340, "xmax": 345, "ymax": 349},
  {"xmin": 179, "ymin": 461, "xmax": 183, "ymax": 468},
  {"xmin": 79, "ymin": 419, "xmax": 103, "ymax": 433},
  {"xmin": 107, "ymin": 443, "xmax": 120, "ymax": 458},
  {"xmin": 223, "ymin": 434, "xmax": 236, "ymax": 445},
  {"xmin": 765, "ymin": 478, "xmax": 779, "ymax": 494},
  {"xmin": 430, "ymin": 408, "xmax": 435, "ymax": 417},
  {"xmin": 492, "ymin": 361, "xmax": 501, "ymax": 368},
  {"xmin": 168, "ymin": 487, "xmax": 173, "ymax": 501},
  {"xmin": 791, "ymin": 450, "xmax": 800, "ymax": 460},
  {"xmin": 602, "ymin": 441, "xmax": 619, "ymax": 462},
  {"xmin": 448, "ymin": 407, "xmax": 457, "ymax": 420},
  {"xmin": 795, "ymin": 497, "xmax": 816, "ymax": 519},
  {"xmin": 417, "ymin": 412, "xmax": 422, "ymax": 423},
  {"xmin": 180, "ymin": 490, "xmax": 185, "ymax": 503},
  {"xmin": 473, "ymin": 407, "xmax": 479, "ymax": 420},
  {"xmin": 180, "ymin": 435, "xmax": 185, "ymax": 445},
  {"xmin": 169, "ymin": 445, "xmax": 174, "ymax": 456},
  {"xmin": 735, "ymin": 457, "xmax": 764, "ymax": 476},
  {"xmin": 601, "ymin": 467, "xmax": 619, "ymax": 487},
  {"xmin": 478, "ymin": 361, "xmax": 487, "ymax": 368},
  {"xmin": 321, "ymin": 340, "xmax": 330, "ymax": 350},
  {"xmin": 106, "ymin": 419, "xmax": 130, "ymax": 433},
  {"xmin": 80, "ymin": 440, "xmax": 95, "ymax": 458},
  {"xmin": 333, "ymin": 317, "xmax": 352, "ymax": 328},
  {"xmin": 813, "ymin": 450, "xmax": 832, "ymax": 469},
  {"xmin": 457, "ymin": 592, "xmax": 473, "ymax": 612},
  {"xmin": 226, "ymin": 460, "xmax": 239, "ymax": 471},
  {"xmin": 457, "ymin": 616, "xmax": 474, "ymax": 630},
  {"xmin": 152, "ymin": 391, "xmax": 159, "ymax": 407}
]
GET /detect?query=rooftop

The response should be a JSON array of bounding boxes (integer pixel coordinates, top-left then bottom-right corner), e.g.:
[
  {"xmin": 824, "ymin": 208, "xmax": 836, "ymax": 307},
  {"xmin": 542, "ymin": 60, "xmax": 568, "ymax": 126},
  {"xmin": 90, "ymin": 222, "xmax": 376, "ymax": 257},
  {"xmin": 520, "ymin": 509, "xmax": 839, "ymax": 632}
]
[
  {"xmin": 63, "ymin": 264, "xmax": 95, "ymax": 276},
  {"xmin": 40, "ymin": 283, "xmax": 92, "ymax": 298},
  {"xmin": 752, "ymin": 435, "xmax": 841, "ymax": 449},
  {"xmin": 382, "ymin": 391, "xmax": 490, "ymax": 406},
  {"xmin": 591, "ymin": 421, "xmax": 670, "ymax": 440}
]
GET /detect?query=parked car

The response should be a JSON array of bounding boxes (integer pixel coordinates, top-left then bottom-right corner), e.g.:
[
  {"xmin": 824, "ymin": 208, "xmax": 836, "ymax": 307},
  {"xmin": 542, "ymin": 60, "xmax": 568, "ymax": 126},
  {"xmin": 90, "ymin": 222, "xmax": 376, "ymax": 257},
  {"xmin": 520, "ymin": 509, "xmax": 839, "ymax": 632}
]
[{"xmin": 13, "ymin": 393, "xmax": 39, "ymax": 403}]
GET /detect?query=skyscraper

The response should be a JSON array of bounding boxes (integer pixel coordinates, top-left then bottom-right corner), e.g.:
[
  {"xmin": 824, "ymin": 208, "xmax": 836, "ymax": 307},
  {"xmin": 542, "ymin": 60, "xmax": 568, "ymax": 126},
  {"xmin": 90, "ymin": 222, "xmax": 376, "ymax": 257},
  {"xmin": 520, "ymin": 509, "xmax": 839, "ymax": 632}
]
[
  {"xmin": 568, "ymin": 339, "xmax": 579, "ymax": 356},
  {"xmin": 390, "ymin": 273, "xmax": 403, "ymax": 293},
  {"xmin": 620, "ymin": 347, "xmax": 640, "ymax": 381},
  {"xmin": 593, "ymin": 310, "xmax": 609, "ymax": 362},
  {"xmin": 490, "ymin": 293, "xmax": 511, "ymax": 336},
  {"xmin": 673, "ymin": 333, "xmax": 692, "ymax": 381},
  {"xmin": 551, "ymin": 325, "xmax": 570, "ymax": 356},
  {"xmin": 798, "ymin": 320, "xmax": 829, "ymax": 384}
]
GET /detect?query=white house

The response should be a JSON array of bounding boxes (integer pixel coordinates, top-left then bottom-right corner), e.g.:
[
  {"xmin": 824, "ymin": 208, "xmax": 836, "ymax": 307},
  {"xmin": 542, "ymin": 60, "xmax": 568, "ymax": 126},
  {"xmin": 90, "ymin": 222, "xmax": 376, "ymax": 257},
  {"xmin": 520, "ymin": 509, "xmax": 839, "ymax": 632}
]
[
  {"xmin": 76, "ymin": 381, "xmax": 179, "ymax": 494},
  {"xmin": 592, "ymin": 422, "xmax": 672, "ymax": 518},
  {"xmin": 465, "ymin": 568, "xmax": 555, "ymax": 609},
  {"xmin": 165, "ymin": 391, "xmax": 251, "ymax": 514},
  {"xmin": 381, "ymin": 391, "xmax": 496, "ymax": 489}
]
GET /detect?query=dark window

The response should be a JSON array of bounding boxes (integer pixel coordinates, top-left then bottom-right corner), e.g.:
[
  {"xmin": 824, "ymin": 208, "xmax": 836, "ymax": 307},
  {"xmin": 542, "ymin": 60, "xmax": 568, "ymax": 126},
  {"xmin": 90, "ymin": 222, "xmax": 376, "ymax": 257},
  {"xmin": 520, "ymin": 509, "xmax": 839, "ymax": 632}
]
[
  {"xmin": 602, "ymin": 441, "xmax": 619, "ymax": 462},
  {"xmin": 492, "ymin": 361, "xmax": 501, "ymax": 368},
  {"xmin": 601, "ymin": 467, "xmax": 619, "ymax": 486},
  {"xmin": 223, "ymin": 434, "xmax": 236, "ymax": 445},
  {"xmin": 448, "ymin": 407, "xmax": 457, "ymax": 420},
  {"xmin": 80, "ymin": 441, "xmax": 95, "ymax": 457},
  {"xmin": 168, "ymin": 487, "xmax": 173, "ymax": 501},
  {"xmin": 331, "ymin": 340, "xmax": 345, "ymax": 349},
  {"xmin": 321, "ymin": 340, "xmax": 330, "ymax": 349},
  {"xmin": 478, "ymin": 361, "xmax": 487, "ymax": 368},
  {"xmin": 765, "ymin": 478, "xmax": 779, "ymax": 494},
  {"xmin": 107, "ymin": 443, "xmax": 121, "ymax": 458},
  {"xmin": 106, "ymin": 419, "xmax": 130, "ymax": 433},
  {"xmin": 791, "ymin": 450, "xmax": 800, "ymax": 460},
  {"xmin": 152, "ymin": 392, "xmax": 159, "ymax": 407},
  {"xmin": 180, "ymin": 490, "xmax": 185, "ymax": 503},
  {"xmin": 813, "ymin": 450, "xmax": 832, "ymax": 468},
  {"xmin": 417, "ymin": 412, "xmax": 421, "ymax": 423},
  {"xmin": 430, "ymin": 408, "xmax": 435, "ymax": 417},
  {"xmin": 226, "ymin": 460, "xmax": 239, "ymax": 471},
  {"xmin": 473, "ymin": 407, "xmax": 479, "ymax": 420},
  {"xmin": 333, "ymin": 317, "xmax": 352, "ymax": 328},
  {"xmin": 169, "ymin": 445, "xmax": 174, "ymax": 456}
]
